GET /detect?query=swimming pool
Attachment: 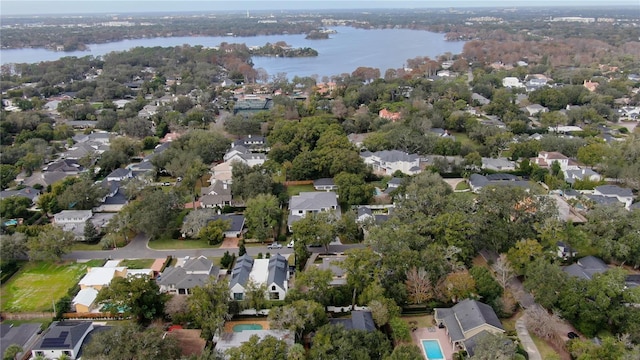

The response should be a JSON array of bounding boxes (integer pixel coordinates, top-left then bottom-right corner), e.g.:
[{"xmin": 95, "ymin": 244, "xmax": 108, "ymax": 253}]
[
  {"xmin": 232, "ymin": 323, "xmax": 263, "ymax": 332},
  {"xmin": 422, "ymin": 340, "xmax": 445, "ymax": 360}
]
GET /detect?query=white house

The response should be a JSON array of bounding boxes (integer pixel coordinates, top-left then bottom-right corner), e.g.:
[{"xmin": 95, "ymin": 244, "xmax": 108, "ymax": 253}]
[
  {"xmin": 227, "ymin": 152, "xmax": 266, "ymax": 167},
  {"xmin": 593, "ymin": 185, "xmax": 634, "ymax": 209},
  {"xmin": 53, "ymin": 210, "xmax": 93, "ymax": 240},
  {"xmin": 105, "ymin": 168, "xmax": 132, "ymax": 182},
  {"xmin": 360, "ymin": 150, "xmax": 421, "ymax": 176},
  {"xmin": 287, "ymin": 192, "xmax": 340, "ymax": 231},
  {"xmin": 31, "ymin": 321, "xmax": 93, "ymax": 360},
  {"xmin": 563, "ymin": 168, "xmax": 602, "ymax": 184},
  {"xmin": 531, "ymin": 151, "xmax": 578, "ymax": 172},
  {"xmin": 502, "ymin": 77, "xmax": 524, "ymax": 88},
  {"xmin": 313, "ymin": 178, "xmax": 338, "ymax": 191},
  {"xmin": 228, "ymin": 254, "xmax": 289, "ymax": 301},
  {"xmin": 157, "ymin": 256, "xmax": 220, "ymax": 295}
]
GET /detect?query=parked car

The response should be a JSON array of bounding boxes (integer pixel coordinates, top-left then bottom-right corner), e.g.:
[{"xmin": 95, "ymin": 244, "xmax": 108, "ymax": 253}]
[
  {"xmin": 287, "ymin": 240, "xmax": 294, "ymax": 248},
  {"xmin": 567, "ymin": 332, "xmax": 579, "ymax": 339},
  {"xmin": 268, "ymin": 242, "xmax": 282, "ymax": 249}
]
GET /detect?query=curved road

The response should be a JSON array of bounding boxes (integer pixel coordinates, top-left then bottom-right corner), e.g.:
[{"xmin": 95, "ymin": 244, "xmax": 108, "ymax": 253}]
[{"xmin": 63, "ymin": 233, "xmax": 363, "ymax": 261}]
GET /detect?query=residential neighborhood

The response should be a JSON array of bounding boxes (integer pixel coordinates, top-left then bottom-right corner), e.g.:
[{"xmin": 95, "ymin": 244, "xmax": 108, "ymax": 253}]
[{"xmin": 1, "ymin": 4, "xmax": 640, "ymax": 360}]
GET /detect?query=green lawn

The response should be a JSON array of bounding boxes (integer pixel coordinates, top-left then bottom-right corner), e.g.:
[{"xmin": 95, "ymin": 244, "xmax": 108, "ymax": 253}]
[
  {"xmin": 70, "ymin": 241, "xmax": 104, "ymax": 251},
  {"xmin": 530, "ymin": 333, "xmax": 561, "ymax": 359},
  {"xmin": 119, "ymin": 259, "xmax": 155, "ymax": 269},
  {"xmin": 147, "ymin": 237, "xmax": 216, "ymax": 250},
  {"xmin": 455, "ymin": 181, "xmax": 470, "ymax": 191},
  {"xmin": 286, "ymin": 184, "xmax": 315, "ymax": 197},
  {"xmin": 0, "ymin": 260, "xmax": 103, "ymax": 312}
]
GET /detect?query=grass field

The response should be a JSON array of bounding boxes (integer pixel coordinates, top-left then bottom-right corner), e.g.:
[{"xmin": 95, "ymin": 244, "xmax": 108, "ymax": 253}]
[
  {"xmin": 119, "ymin": 258, "xmax": 155, "ymax": 269},
  {"xmin": 286, "ymin": 184, "xmax": 315, "ymax": 197},
  {"xmin": 148, "ymin": 238, "xmax": 215, "ymax": 250},
  {"xmin": 0, "ymin": 260, "xmax": 103, "ymax": 312}
]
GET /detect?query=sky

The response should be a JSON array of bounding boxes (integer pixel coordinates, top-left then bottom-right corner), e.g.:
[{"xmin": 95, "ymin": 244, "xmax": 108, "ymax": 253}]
[{"xmin": 1, "ymin": 0, "xmax": 638, "ymax": 16}]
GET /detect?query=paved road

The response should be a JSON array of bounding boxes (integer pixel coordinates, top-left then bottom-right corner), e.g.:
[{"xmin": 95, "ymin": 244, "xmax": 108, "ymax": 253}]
[{"xmin": 63, "ymin": 233, "xmax": 363, "ymax": 261}]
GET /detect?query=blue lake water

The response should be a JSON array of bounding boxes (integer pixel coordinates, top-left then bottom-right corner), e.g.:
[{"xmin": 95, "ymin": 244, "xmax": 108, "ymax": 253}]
[{"xmin": 0, "ymin": 26, "xmax": 465, "ymax": 79}]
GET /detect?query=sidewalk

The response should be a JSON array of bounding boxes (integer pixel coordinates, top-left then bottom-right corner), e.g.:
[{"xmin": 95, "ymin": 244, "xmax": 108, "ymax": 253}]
[{"xmin": 516, "ymin": 314, "xmax": 542, "ymax": 360}]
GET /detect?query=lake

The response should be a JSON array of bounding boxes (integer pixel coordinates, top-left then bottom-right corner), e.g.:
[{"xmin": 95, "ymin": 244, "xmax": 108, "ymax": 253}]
[{"xmin": 0, "ymin": 26, "xmax": 465, "ymax": 79}]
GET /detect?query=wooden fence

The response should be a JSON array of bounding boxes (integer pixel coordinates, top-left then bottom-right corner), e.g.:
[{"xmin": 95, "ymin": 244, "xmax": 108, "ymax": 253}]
[{"xmin": 1, "ymin": 312, "xmax": 54, "ymax": 320}]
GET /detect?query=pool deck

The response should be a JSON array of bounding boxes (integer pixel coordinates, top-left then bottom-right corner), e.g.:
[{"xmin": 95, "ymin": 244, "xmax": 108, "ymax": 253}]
[
  {"xmin": 223, "ymin": 319, "xmax": 270, "ymax": 333},
  {"xmin": 412, "ymin": 326, "xmax": 455, "ymax": 360}
]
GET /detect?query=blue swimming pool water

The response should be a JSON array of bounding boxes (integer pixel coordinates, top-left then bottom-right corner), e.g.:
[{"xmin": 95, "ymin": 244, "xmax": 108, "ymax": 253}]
[
  {"xmin": 422, "ymin": 340, "xmax": 445, "ymax": 360},
  {"xmin": 232, "ymin": 323, "xmax": 263, "ymax": 332}
]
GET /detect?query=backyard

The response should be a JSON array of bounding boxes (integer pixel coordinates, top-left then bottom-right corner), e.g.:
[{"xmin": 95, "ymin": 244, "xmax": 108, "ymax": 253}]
[{"xmin": 0, "ymin": 260, "xmax": 104, "ymax": 313}]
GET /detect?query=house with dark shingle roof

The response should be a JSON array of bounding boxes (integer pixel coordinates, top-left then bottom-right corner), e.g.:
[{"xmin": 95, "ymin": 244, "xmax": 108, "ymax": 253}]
[
  {"xmin": 313, "ymin": 178, "xmax": 338, "ymax": 191},
  {"xmin": 266, "ymin": 254, "xmax": 289, "ymax": 300},
  {"xmin": 329, "ymin": 310, "xmax": 376, "ymax": 331},
  {"xmin": 0, "ymin": 186, "xmax": 41, "ymax": 203},
  {"xmin": 563, "ymin": 256, "xmax": 609, "ymax": 280},
  {"xmin": 31, "ymin": 321, "xmax": 93, "ymax": 360},
  {"xmin": 229, "ymin": 254, "xmax": 254, "ymax": 301},
  {"xmin": 593, "ymin": 185, "xmax": 634, "ymax": 209},
  {"xmin": 288, "ymin": 191, "xmax": 340, "ymax": 231},
  {"xmin": 105, "ymin": 168, "xmax": 132, "ymax": 182},
  {"xmin": 206, "ymin": 214, "xmax": 245, "ymax": 238},
  {"xmin": 157, "ymin": 255, "xmax": 220, "ymax": 295},
  {"xmin": 434, "ymin": 299, "xmax": 505, "ymax": 352},
  {"xmin": 361, "ymin": 150, "xmax": 421, "ymax": 176}
]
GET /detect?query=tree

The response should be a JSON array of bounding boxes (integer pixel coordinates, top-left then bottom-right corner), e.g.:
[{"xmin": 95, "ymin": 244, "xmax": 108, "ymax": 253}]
[
  {"xmin": 308, "ymin": 323, "xmax": 391, "ymax": 360},
  {"xmin": 405, "ymin": 267, "xmax": 434, "ymax": 305},
  {"xmin": 506, "ymin": 239, "xmax": 545, "ymax": 275},
  {"xmin": 268, "ymin": 300, "xmax": 327, "ymax": 342},
  {"xmin": 469, "ymin": 266, "xmax": 503, "ymax": 304},
  {"xmin": 56, "ymin": 177, "xmax": 108, "ymax": 210},
  {"xmin": 225, "ymin": 335, "xmax": 289, "ymax": 360},
  {"xmin": 334, "ymin": 172, "xmax": 375, "ymax": 208},
  {"xmin": 291, "ymin": 212, "xmax": 337, "ymax": 254},
  {"xmin": 292, "ymin": 266, "xmax": 333, "ymax": 306},
  {"xmin": 0, "ymin": 232, "xmax": 28, "ymax": 262},
  {"xmin": 439, "ymin": 270, "xmax": 477, "ymax": 303},
  {"xmin": 244, "ymin": 194, "xmax": 281, "ymax": 243},
  {"xmin": 492, "ymin": 254, "xmax": 514, "ymax": 289},
  {"xmin": 27, "ymin": 225, "xmax": 75, "ymax": 261},
  {"xmin": 0, "ymin": 164, "xmax": 19, "ymax": 190},
  {"xmin": 96, "ymin": 275, "xmax": 167, "ymax": 324},
  {"xmin": 129, "ymin": 188, "xmax": 182, "ymax": 240},
  {"xmin": 188, "ymin": 278, "xmax": 231, "ymax": 340},
  {"xmin": 231, "ymin": 163, "xmax": 273, "ymax": 201},
  {"xmin": 181, "ymin": 208, "xmax": 217, "ymax": 238},
  {"xmin": 3, "ymin": 344, "xmax": 22, "ymax": 360},
  {"xmin": 341, "ymin": 248, "xmax": 381, "ymax": 306},
  {"xmin": 469, "ymin": 332, "xmax": 517, "ymax": 360},
  {"xmin": 81, "ymin": 324, "xmax": 181, "ymax": 360},
  {"xmin": 243, "ymin": 280, "xmax": 267, "ymax": 311},
  {"xmin": 83, "ymin": 219, "xmax": 100, "ymax": 243},
  {"xmin": 523, "ymin": 258, "xmax": 566, "ymax": 309},
  {"xmin": 0, "ymin": 196, "xmax": 32, "ymax": 220},
  {"xmin": 384, "ymin": 344, "xmax": 423, "ymax": 360}
]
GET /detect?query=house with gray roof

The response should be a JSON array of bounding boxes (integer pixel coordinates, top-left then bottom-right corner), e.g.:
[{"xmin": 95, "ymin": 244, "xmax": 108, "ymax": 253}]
[
  {"xmin": 43, "ymin": 159, "xmax": 85, "ymax": 175},
  {"xmin": 266, "ymin": 254, "xmax": 289, "ymax": 300},
  {"xmin": 200, "ymin": 180, "xmax": 232, "ymax": 209},
  {"xmin": 288, "ymin": 191, "xmax": 340, "ymax": 231},
  {"xmin": 31, "ymin": 321, "xmax": 94, "ymax": 360},
  {"xmin": 0, "ymin": 186, "xmax": 41, "ymax": 203},
  {"xmin": 206, "ymin": 214, "xmax": 245, "ymax": 238},
  {"xmin": 53, "ymin": 210, "xmax": 93, "ymax": 240},
  {"xmin": 471, "ymin": 93, "xmax": 490, "ymax": 106},
  {"xmin": 228, "ymin": 253, "xmax": 290, "ymax": 301},
  {"xmin": 329, "ymin": 310, "xmax": 376, "ymax": 331},
  {"xmin": 434, "ymin": 299, "xmax": 505, "ymax": 352},
  {"xmin": 320, "ymin": 255, "xmax": 347, "ymax": 286},
  {"xmin": 23, "ymin": 171, "xmax": 69, "ymax": 188},
  {"xmin": 563, "ymin": 256, "xmax": 609, "ymax": 280},
  {"xmin": 232, "ymin": 135, "xmax": 268, "ymax": 152},
  {"xmin": 564, "ymin": 168, "xmax": 602, "ymax": 185},
  {"xmin": 1, "ymin": 323, "xmax": 42, "ymax": 360},
  {"xmin": 105, "ymin": 168, "xmax": 132, "ymax": 182},
  {"xmin": 157, "ymin": 255, "xmax": 220, "ymax": 295},
  {"xmin": 361, "ymin": 150, "xmax": 421, "ymax": 176},
  {"xmin": 586, "ymin": 194, "xmax": 624, "ymax": 208},
  {"xmin": 229, "ymin": 254, "xmax": 254, "ymax": 301},
  {"xmin": 313, "ymin": 178, "xmax": 338, "ymax": 191},
  {"xmin": 468, "ymin": 174, "xmax": 531, "ymax": 193},
  {"xmin": 481, "ymin": 157, "xmax": 516, "ymax": 172},
  {"xmin": 593, "ymin": 185, "xmax": 634, "ymax": 209}
]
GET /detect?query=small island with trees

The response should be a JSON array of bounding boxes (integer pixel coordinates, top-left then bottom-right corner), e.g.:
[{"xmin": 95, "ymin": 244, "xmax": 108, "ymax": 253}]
[
  {"xmin": 249, "ymin": 41, "xmax": 318, "ymax": 58},
  {"xmin": 305, "ymin": 30, "xmax": 330, "ymax": 40}
]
